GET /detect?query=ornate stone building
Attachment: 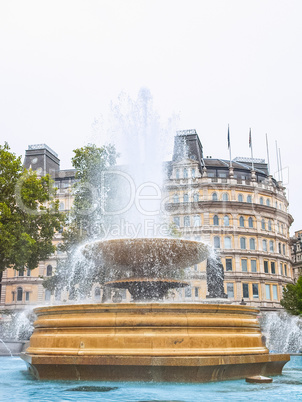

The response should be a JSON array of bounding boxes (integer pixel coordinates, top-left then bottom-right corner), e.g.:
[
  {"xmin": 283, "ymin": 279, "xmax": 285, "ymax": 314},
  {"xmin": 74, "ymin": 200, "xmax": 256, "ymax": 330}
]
[
  {"xmin": 290, "ymin": 230, "xmax": 302, "ymax": 280},
  {"xmin": 0, "ymin": 132, "xmax": 295, "ymax": 311}
]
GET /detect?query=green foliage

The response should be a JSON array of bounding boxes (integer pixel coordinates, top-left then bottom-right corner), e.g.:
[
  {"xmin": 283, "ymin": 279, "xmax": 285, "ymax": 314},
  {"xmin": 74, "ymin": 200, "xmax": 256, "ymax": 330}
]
[
  {"xmin": 43, "ymin": 143, "xmax": 118, "ymax": 300},
  {"xmin": 280, "ymin": 276, "xmax": 302, "ymax": 315},
  {"xmin": 0, "ymin": 143, "xmax": 65, "ymax": 273}
]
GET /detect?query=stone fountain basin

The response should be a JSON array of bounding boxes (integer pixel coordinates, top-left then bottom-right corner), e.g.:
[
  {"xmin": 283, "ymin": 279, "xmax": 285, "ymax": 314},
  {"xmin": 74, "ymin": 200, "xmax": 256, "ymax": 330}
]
[{"xmin": 82, "ymin": 238, "xmax": 209, "ymax": 275}]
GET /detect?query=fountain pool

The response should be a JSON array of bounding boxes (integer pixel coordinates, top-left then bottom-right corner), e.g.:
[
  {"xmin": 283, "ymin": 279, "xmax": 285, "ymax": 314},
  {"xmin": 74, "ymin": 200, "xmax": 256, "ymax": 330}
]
[{"xmin": 2, "ymin": 356, "xmax": 302, "ymax": 401}]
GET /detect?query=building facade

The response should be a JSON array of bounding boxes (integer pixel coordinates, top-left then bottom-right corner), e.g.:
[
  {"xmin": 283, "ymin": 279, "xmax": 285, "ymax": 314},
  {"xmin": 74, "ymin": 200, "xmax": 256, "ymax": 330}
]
[
  {"xmin": 290, "ymin": 230, "xmax": 302, "ymax": 280},
  {"xmin": 0, "ymin": 132, "xmax": 295, "ymax": 311}
]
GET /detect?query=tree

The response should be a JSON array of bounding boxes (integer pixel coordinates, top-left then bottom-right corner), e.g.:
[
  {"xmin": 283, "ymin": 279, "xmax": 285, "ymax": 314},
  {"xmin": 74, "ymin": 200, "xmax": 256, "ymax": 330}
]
[
  {"xmin": 43, "ymin": 143, "xmax": 119, "ymax": 301},
  {"xmin": 0, "ymin": 143, "xmax": 65, "ymax": 295},
  {"xmin": 280, "ymin": 276, "xmax": 302, "ymax": 315}
]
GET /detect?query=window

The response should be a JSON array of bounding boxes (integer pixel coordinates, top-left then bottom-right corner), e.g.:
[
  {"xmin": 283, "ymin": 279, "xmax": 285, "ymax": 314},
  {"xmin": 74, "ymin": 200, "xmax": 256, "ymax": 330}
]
[
  {"xmin": 194, "ymin": 215, "xmax": 201, "ymax": 227},
  {"xmin": 247, "ymin": 195, "xmax": 252, "ymax": 203},
  {"xmin": 213, "ymin": 215, "xmax": 219, "ymax": 226},
  {"xmin": 284, "ymin": 264, "xmax": 287, "ymax": 276},
  {"xmin": 193, "ymin": 193, "xmax": 199, "ymax": 202},
  {"xmin": 12, "ymin": 292, "xmax": 15, "ymax": 302},
  {"xmin": 226, "ymin": 259, "xmax": 232, "ymax": 271},
  {"xmin": 283, "ymin": 244, "xmax": 286, "ymax": 255},
  {"xmin": 183, "ymin": 168, "xmax": 188, "ymax": 178},
  {"xmin": 280, "ymin": 263, "xmax": 283, "ymax": 275},
  {"xmin": 194, "ymin": 287, "xmax": 199, "ymax": 298},
  {"xmin": 46, "ymin": 265, "xmax": 53, "ymax": 276},
  {"xmin": 252, "ymin": 284, "xmax": 259, "ymax": 298},
  {"xmin": 271, "ymin": 262, "xmax": 276, "ymax": 274},
  {"xmin": 238, "ymin": 194, "xmax": 243, "ymax": 202},
  {"xmin": 94, "ymin": 287, "xmax": 101, "ymax": 300},
  {"xmin": 260, "ymin": 197, "xmax": 264, "ymax": 205},
  {"xmin": 191, "ymin": 168, "xmax": 196, "ymax": 178},
  {"xmin": 25, "ymin": 292, "xmax": 30, "ymax": 302},
  {"xmin": 265, "ymin": 284, "xmax": 271, "ymax": 300},
  {"xmin": 268, "ymin": 220, "xmax": 272, "ymax": 231},
  {"xmin": 264, "ymin": 261, "xmax": 269, "ymax": 273},
  {"xmin": 173, "ymin": 217, "xmax": 180, "ymax": 227},
  {"xmin": 239, "ymin": 216, "xmax": 245, "ymax": 227},
  {"xmin": 262, "ymin": 239, "xmax": 267, "ymax": 251},
  {"xmin": 240, "ymin": 237, "xmax": 246, "ymax": 250},
  {"xmin": 281, "ymin": 224, "xmax": 284, "ymax": 234},
  {"xmin": 224, "ymin": 237, "xmax": 232, "ymax": 249},
  {"xmin": 277, "ymin": 223, "xmax": 280, "ymax": 233},
  {"xmin": 269, "ymin": 240, "xmax": 274, "ymax": 252},
  {"xmin": 185, "ymin": 287, "xmax": 191, "ymax": 298},
  {"xmin": 241, "ymin": 259, "xmax": 248, "ymax": 272},
  {"xmin": 222, "ymin": 193, "xmax": 229, "ymax": 201},
  {"xmin": 224, "ymin": 215, "xmax": 230, "ymax": 226},
  {"xmin": 249, "ymin": 238, "xmax": 255, "ymax": 250},
  {"xmin": 214, "ymin": 236, "xmax": 220, "ymax": 249},
  {"xmin": 272, "ymin": 285, "xmax": 278, "ymax": 300},
  {"xmin": 27, "ymin": 269, "xmax": 31, "ymax": 277},
  {"xmin": 261, "ymin": 219, "xmax": 266, "ymax": 230},
  {"xmin": 251, "ymin": 260, "xmax": 257, "ymax": 273},
  {"xmin": 59, "ymin": 202, "xmax": 65, "ymax": 211},
  {"xmin": 17, "ymin": 287, "xmax": 23, "ymax": 302},
  {"xmin": 278, "ymin": 242, "xmax": 281, "ymax": 254},
  {"xmin": 266, "ymin": 198, "xmax": 270, "ymax": 206},
  {"xmin": 184, "ymin": 216, "xmax": 190, "ymax": 227},
  {"xmin": 176, "ymin": 169, "xmax": 180, "ymax": 179},
  {"xmin": 45, "ymin": 289, "xmax": 51, "ymax": 301},
  {"xmin": 242, "ymin": 283, "xmax": 249, "ymax": 298},
  {"xmin": 173, "ymin": 194, "xmax": 179, "ymax": 203},
  {"xmin": 18, "ymin": 270, "xmax": 24, "ymax": 277},
  {"xmin": 194, "ymin": 264, "xmax": 198, "ymax": 271},
  {"xmin": 183, "ymin": 193, "xmax": 189, "ymax": 203},
  {"xmin": 212, "ymin": 192, "xmax": 218, "ymax": 201},
  {"xmin": 227, "ymin": 283, "xmax": 234, "ymax": 298},
  {"xmin": 248, "ymin": 217, "xmax": 254, "ymax": 228}
]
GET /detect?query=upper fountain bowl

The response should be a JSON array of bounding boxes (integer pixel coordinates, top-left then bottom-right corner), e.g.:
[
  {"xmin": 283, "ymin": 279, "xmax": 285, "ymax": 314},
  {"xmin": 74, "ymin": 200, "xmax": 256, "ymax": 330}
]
[{"xmin": 82, "ymin": 238, "xmax": 209, "ymax": 274}]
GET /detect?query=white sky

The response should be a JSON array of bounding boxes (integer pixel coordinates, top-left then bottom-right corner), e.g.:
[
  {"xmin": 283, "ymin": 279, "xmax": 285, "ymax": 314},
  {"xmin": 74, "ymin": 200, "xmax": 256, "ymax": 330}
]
[{"xmin": 0, "ymin": 0, "xmax": 301, "ymax": 233}]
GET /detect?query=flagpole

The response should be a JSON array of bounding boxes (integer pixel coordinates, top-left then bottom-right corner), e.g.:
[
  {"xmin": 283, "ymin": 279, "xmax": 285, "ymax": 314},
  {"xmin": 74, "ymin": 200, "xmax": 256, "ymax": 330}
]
[
  {"xmin": 249, "ymin": 128, "xmax": 254, "ymax": 171},
  {"xmin": 265, "ymin": 133, "xmax": 270, "ymax": 175},
  {"xmin": 228, "ymin": 124, "xmax": 232, "ymax": 167}
]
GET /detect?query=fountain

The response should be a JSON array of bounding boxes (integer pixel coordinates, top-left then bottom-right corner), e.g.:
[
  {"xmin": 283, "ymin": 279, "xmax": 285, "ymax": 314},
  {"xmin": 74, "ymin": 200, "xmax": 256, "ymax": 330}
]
[{"xmin": 21, "ymin": 237, "xmax": 289, "ymax": 382}]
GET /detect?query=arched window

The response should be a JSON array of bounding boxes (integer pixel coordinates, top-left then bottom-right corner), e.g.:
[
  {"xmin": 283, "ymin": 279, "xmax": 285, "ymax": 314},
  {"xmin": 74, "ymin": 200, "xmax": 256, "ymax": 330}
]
[
  {"xmin": 46, "ymin": 265, "xmax": 52, "ymax": 276},
  {"xmin": 269, "ymin": 240, "xmax": 274, "ymax": 252},
  {"xmin": 224, "ymin": 215, "xmax": 230, "ymax": 226},
  {"xmin": 183, "ymin": 193, "xmax": 189, "ymax": 203},
  {"xmin": 224, "ymin": 237, "xmax": 232, "ymax": 249},
  {"xmin": 193, "ymin": 193, "xmax": 199, "ymax": 202},
  {"xmin": 212, "ymin": 192, "xmax": 218, "ymax": 201},
  {"xmin": 268, "ymin": 220, "xmax": 272, "ymax": 231},
  {"xmin": 191, "ymin": 168, "xmax": 196, "ymax": 178},
  {"xmin": 240, "ymin": 237, "xmax": 246, "ymax": 249},
  {"xmin": 260, "ymin": 197, "xmax": 264, "ymax": 205},
  {"xmin": 266, "ymin": 198, "xmax": 270, "ymax": 206},
  {"xmin": 213, "ymin": 215, "xmax": 219, "ymax": 226},
  {"xmin": 262, "ymin": 239, "xmax": 267, "ymax": 251},
  {"xmin": 173, "ymin": 194, "xmax": 179, "ymax": 203},
  {"xmin": 214, "ymin": 236, "xmax": 221, "ymax": 249},
  {"xmin": 184, "ymin": 216, "xmax": 190, "ymax": 227},
  {"xmin": 249, "ymin": 238, "xmax": 256, "ymax": 250},
  {"xmin": 17, "ymin": 287, "xmax": 23, "ymax": 302},
  {"xmin": 175, "ymin": 169, "xmax": 180, "ymax": 179},
  {"xmin": 247, "ymin": 195, "xmax": 252, "ymax": 203},
  {"xmin": 239, "ymin": 216, "xmax": 245, "ymax": 227},
  {"xmin": 194, "ymin": 215, "xmax": 201, "ymax": 227},
  {"xmin": 238, "ymin": 194, "xmax": 243, "ymax": 202},
  {"xmin": 248, "ymin": 217, "xmax": 254, "ymax": 228},
  {"xmin": 261, "ymin": 219, "xmax": 266, "ymax": 230},
  {"xmin": 183, "ymin": 168, "xmax": 188, "ymax": 178},
  {"xmin": 94, "ymin": 287, "xmax": 101, "ymax": 300},
  {"xmin": 222, "ymin": 193, "xmax": 229, "ymax": 201}
]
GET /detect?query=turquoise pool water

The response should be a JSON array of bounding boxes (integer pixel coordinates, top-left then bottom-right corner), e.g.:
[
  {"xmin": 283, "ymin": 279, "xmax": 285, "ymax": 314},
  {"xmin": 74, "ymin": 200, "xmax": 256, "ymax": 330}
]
[{"xmin": 1, "ymin": 356, "xmax": 301, "ymax": 401}]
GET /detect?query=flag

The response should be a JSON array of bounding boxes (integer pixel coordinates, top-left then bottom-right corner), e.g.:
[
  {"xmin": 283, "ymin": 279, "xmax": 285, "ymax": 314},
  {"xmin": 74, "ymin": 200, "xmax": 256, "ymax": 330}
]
[
  {"xmin": 249, "ymin": 128, "xmax": 252, "ymax": 148},
  {"xmin": 227, "ymin": 125, "xmax": 230, "ymax": 149}
]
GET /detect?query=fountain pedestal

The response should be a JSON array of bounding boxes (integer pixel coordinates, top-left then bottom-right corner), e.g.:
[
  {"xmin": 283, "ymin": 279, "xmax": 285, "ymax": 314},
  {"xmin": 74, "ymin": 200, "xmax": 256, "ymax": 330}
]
[{"xmin": 21, "ymin": 303, "xmax": 289, "ymax": 382}]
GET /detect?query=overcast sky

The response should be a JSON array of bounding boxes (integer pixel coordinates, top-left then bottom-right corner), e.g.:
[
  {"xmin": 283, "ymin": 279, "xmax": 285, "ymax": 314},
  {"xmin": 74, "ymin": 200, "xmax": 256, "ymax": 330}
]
[{"xmin": 0, "ymin": 0, "xmax": 301, "ymax": 233}]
